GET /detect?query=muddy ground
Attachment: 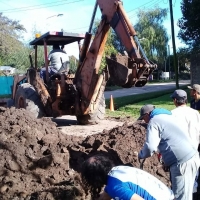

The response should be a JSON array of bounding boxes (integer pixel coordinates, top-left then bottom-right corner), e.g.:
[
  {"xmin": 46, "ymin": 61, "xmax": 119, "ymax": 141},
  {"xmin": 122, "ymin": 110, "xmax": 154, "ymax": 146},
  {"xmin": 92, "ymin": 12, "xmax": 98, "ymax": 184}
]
[{"xmin": 0, "ymin": 107, "xmax": 199, "ymax": 200}]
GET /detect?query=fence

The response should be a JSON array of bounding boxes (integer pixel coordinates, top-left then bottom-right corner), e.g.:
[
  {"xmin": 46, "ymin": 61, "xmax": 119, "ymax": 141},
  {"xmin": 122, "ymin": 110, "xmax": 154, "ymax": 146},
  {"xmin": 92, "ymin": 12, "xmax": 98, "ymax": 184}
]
[{"xmin": 0, "ymin": 76, "xmax": 14, "ymax": 96}]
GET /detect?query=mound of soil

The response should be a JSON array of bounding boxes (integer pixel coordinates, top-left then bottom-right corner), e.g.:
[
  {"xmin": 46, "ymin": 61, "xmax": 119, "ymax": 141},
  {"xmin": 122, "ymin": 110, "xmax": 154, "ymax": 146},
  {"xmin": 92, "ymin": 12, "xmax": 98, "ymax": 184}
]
[
  {"xmin": 0, "ymin": 106, "xmax": 197, "ymax": 199},
  {"xmin": 0, "ymin": 107, "xmax": 85, "ymax": 200}
]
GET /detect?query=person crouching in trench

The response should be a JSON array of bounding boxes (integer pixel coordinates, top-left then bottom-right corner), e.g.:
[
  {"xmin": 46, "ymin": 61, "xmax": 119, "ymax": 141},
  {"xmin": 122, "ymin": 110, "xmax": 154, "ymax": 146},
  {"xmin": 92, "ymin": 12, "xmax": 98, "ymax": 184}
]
[{"xmin": 81, "ymin": 154, "xmax": 174, "ymax": 200}]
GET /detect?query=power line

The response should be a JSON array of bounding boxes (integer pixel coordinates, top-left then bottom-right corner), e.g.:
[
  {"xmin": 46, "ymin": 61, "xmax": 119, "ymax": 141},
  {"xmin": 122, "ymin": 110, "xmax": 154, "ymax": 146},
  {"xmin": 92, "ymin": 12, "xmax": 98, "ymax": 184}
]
[
  {"xmin": 127, "ymin": 0, "xmax": 161, "ymax": 13},
  {"xmin": 128, "ymin": 0, "xmax": 163, "ymax": 19},
  {"xmin": 129, "ymin": 0, "xmax": 163, "ymax": 18},
  {"xmin": 0, "ymin": 0, "xmax": 67, "ymax": 12},
  {"xmin": 67, "ymin": 0, "xmax": 164, "ymax": 32},
  {"xmin": 69, "ymin": 25, "xmax": 89, "ymax": 31},
  {"xmin": 0, "ymin": 0, "xmax": 16, "ymax": 8},
  {"xmin": 0, "ymin": 0, "xmax": 84, "ymax": 13}
]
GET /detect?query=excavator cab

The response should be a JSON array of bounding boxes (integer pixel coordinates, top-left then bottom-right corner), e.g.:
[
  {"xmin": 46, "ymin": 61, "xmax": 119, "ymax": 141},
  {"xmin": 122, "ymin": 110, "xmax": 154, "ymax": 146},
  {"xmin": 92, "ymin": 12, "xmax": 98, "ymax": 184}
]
[{"xmin": 29, "ymin": 31, "xmax": 85, "ymax": 83}]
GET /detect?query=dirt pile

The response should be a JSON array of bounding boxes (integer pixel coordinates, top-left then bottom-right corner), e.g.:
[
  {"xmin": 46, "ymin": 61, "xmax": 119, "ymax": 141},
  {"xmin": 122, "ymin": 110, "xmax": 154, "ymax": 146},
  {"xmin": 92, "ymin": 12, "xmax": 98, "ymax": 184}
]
[
  {"xmin": 0, "ymin": 107, "xmax": 85, "ymax": 200},
  {"xmin": 0, "ymin": 107, "xmax": 172, "ymax": 199}
]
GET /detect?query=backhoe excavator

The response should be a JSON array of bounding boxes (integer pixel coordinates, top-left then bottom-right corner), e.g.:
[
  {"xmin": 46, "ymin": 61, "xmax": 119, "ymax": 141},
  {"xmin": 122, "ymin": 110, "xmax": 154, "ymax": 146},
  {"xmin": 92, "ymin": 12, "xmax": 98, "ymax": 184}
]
[{"xmin": 11, "ymin": 0, "xmax": 156, "ymax": 125}]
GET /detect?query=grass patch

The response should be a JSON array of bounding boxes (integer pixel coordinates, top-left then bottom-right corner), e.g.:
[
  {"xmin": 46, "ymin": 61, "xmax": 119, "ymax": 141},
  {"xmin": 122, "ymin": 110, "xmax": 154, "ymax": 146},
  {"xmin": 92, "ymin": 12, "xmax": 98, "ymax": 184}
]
[{"xmin": 106, "ymin": 86, "xmax": 190, "ymax": 119}]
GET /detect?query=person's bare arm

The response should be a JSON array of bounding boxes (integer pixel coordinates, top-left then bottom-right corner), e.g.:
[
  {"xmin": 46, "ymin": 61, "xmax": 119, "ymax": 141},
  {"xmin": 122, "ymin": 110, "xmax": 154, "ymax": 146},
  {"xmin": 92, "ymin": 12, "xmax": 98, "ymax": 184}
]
[
  {"xmin": 130, "ymin": 194, "xmax": 144, "ymax": 200},
  {"xmin": 96, "ymin": 191, "xmax": 111, "ymax": 200},
  {"xmin": 97, "ymin": 193, "xmax": 145, "ymax": 200}
]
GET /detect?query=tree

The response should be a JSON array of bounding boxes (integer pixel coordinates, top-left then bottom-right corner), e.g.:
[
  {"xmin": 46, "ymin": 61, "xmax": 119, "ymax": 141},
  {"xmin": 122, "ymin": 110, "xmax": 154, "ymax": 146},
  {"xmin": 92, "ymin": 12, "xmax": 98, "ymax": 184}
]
[
  {"xmin": 133, "ymin": 8, "xmax": 169, "ymax": 69},
  {"xmin": 0, "ymin": 13, "xmax": 26, "ymax": 60},
  {"xmin": 69, "ymin": 55, "xmax": 78, "ymax": 73},
  {"xmin": 178, "ymin": 0, "xmax": 200, "ymax": 50},
  {"xmin": 177, "ymin": 47, "xmax": 191, "ymax": 71},
  {"xmin": 3, "ymin": 45, "xmax": 30, "ymax": 71}
]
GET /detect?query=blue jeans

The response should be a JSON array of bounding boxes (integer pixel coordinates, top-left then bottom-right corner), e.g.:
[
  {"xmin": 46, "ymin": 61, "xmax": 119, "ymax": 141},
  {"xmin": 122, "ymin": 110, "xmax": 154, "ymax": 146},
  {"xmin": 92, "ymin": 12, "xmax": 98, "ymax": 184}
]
[
  {"xmin": 170, "ymin": 152, "xmax": 200, "ymax": 200},
  {"xmin": 40, "ymin": 67, "xmax": 57, "ymax": 82}
]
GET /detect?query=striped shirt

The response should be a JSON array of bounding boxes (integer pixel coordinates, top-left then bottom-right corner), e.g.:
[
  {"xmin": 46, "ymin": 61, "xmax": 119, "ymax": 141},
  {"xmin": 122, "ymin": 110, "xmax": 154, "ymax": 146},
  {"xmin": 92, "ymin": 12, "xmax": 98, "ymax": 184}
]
[{"xmin": 105, "ymin": 166, "xmax": 174, "ymax": 200}]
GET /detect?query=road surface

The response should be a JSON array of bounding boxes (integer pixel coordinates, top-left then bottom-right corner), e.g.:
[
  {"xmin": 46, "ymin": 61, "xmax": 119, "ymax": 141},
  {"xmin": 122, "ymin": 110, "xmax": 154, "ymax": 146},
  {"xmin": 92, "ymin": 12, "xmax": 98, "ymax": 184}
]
[{"xmin": 104, "ymin": 80, "xmax": 190, "ymax": 99}]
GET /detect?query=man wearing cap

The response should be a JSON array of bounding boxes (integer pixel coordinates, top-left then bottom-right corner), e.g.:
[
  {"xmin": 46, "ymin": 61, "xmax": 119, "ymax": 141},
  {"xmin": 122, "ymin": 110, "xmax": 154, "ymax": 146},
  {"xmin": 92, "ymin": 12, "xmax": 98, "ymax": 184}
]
[
  {"xmin": 138, "ymin": 104, "xmax": 200, "ymax": 200},
  {"xmin": 171, "ymin": 89, "xmax": 200, "ymax": 150},
  {"xmin": 188, "ymin": 84, "xmax": 200, "ymax": 112},
  {"xmin": 170, "ymin": 89, "xmax": 200, "ymax": 194}
]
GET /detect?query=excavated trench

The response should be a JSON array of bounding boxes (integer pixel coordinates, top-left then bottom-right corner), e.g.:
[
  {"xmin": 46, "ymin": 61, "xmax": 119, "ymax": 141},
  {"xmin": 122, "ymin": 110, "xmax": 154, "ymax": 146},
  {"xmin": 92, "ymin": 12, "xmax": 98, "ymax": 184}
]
[{"xmin": 0, "ymin": 107, "xmax": 199, "ymax": 199}]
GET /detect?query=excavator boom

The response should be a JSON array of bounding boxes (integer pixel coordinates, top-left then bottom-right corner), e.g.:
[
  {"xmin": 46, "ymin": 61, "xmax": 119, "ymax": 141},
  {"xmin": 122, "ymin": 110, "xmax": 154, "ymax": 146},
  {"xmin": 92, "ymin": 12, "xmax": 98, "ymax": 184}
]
[{"xmin": 75, "ymin": 0, "xmax": 157, "ymax": 115}]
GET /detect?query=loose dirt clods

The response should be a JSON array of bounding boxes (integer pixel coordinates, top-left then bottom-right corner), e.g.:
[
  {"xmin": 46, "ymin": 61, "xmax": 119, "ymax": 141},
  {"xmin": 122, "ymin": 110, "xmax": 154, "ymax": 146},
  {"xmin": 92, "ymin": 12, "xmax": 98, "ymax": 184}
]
[{"xmin": 0, "ymin": 106, "xmax": 198, "ymax": 199}]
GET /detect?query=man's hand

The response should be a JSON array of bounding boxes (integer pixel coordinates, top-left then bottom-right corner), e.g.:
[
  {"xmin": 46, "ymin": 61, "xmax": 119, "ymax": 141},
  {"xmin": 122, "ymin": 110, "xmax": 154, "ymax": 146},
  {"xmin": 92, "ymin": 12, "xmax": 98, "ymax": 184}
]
[
  {"xmin": 139, "ymin": 158, "xmax": 146, "ymax": 169},
  {"xmin": 134, "ymin": 151, "xmax": 145, "ymax": 169}
]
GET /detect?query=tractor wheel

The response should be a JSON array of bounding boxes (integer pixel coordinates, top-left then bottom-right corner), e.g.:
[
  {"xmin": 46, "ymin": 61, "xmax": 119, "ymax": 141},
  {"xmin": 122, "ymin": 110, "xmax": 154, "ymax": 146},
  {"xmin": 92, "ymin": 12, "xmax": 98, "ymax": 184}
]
[
  {"xmin": 76, "ymin": 94, "xmax": 106, "ymax": 125},
  {"xmin": 14, "ymin": 83, "xmax": 45, "ymax": 118},
  {"xmin": 6, "ymin": 99, "xmax": 14, "ymax": 108}
]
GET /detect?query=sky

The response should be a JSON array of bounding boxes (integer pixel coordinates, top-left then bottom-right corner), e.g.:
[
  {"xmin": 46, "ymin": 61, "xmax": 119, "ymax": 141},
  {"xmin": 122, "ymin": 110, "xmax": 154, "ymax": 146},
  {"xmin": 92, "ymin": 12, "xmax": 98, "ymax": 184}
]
[{"xmin": 0, "ymin": 0, "xmax": 184, "ymax": 58}]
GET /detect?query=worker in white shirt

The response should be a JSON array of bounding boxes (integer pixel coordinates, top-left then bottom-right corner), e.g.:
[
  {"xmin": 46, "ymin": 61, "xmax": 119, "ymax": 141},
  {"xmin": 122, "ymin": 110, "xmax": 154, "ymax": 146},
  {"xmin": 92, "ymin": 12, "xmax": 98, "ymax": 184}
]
[{"xmin": 170, "ymin": 89, "xmax": 200, "ymax": 194}]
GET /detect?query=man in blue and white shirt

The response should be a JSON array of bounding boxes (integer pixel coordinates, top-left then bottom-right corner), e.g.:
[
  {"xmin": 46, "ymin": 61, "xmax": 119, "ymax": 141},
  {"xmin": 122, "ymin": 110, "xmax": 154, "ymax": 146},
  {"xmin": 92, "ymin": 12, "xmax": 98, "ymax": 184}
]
[{"xmin": 81, "ymin": 155, "xmax": 174, "ymax": 200}]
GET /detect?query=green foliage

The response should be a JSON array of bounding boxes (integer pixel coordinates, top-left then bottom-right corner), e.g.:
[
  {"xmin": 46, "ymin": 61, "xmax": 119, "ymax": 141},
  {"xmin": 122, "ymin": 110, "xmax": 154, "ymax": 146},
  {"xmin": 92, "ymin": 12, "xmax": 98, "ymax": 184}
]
[
  {"xmin": 178, "ymin": 0, "xmax": 200, "ymax": 50},
  {"xmin": 0, "ymin": 13, "xmax": 39, "ymax": 72},
  {"xmin": 2, "ymin": 45, "xmax": 29, "ymax": 71},
  {"xmin": 177, "ymin": 47, "xmax": 191, "ymax": 72},
  {"xmin": 69, "ymin": 56, "xmax": 78, "ymax": 73},
  {"xmin": 1, "ymin": 24, "xmax": 48, "ymax": 72},
  {"xmin": 0, "ymin": 13, "xmax": 26, "ymax": 59},
  {"xmin": 1, "ymin": 44, "xmax": 45, "ymax": 72},
  {"xmin": 134, "ymin": 8, "xmax": 169, "ymax": 68}
]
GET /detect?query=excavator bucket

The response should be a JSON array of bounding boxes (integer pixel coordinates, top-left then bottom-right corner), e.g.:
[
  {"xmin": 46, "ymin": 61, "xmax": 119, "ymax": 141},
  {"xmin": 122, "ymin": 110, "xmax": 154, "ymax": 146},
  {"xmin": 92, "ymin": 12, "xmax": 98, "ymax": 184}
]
[
  {"xmin": 106, "ymin": 54, "xmax": 135, "ymax": 88},
  {"xmin": 106, "ymin": 54, "xmax": 156, "ymax": 88}
]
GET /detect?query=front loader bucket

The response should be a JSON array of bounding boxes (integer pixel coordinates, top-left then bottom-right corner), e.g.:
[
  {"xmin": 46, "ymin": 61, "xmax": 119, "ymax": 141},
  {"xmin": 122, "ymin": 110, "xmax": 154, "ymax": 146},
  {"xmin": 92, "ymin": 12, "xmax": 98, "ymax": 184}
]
[{"xmin": 106, "ymin": 54, "xmax": 134, "ymax": 88}]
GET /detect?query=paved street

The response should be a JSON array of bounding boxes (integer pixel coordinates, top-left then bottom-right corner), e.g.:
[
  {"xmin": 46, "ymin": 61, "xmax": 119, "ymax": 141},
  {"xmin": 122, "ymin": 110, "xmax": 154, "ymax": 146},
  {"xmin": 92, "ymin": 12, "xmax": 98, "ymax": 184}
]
[{"xmin": 104, "ymin": 80, "xmax": 190, "ymax": 99}]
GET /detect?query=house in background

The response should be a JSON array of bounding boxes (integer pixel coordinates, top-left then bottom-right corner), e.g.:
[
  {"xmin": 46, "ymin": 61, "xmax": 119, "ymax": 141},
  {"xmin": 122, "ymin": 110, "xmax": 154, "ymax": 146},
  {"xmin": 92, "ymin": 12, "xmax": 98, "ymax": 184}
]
[{"xmin": 0, "ymin": 66, "xmax": 16, "ymax": 75}]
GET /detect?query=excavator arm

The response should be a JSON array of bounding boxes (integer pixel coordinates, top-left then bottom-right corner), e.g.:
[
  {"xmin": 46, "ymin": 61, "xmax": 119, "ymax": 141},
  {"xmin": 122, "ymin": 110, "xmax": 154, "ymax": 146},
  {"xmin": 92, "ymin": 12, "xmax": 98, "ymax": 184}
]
[{"xmin": 75, "ymin": 0, "xmax": 157, "ymax": 116}]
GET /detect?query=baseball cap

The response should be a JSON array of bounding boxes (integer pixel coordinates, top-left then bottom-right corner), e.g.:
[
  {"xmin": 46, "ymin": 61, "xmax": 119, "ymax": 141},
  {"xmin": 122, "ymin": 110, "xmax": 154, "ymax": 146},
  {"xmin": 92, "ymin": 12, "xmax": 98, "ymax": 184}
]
[
  {"xmin": 187, "ymin": 84, "xmax": 200, "ymax": 93},
  {"xmin": 138, "ymin": 104, "xmax": 155, "ymax": 120},
  {"xmin": 170, "ymin": 89, "xmax": 187, "ymax": 100}
]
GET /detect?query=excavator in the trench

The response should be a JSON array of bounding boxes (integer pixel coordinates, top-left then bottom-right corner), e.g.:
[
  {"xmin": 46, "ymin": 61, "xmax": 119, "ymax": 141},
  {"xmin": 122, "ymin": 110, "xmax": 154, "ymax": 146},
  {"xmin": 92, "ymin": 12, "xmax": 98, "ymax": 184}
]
[{"xmin": 10, "ymin": 0, "xmax": 157, "ymax": 125}]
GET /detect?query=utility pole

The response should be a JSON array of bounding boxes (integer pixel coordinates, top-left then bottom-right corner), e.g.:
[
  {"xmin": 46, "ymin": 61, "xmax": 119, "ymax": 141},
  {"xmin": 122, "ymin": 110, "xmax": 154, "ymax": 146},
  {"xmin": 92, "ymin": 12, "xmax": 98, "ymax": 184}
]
[
  {"xmin": 169, "ymin": 0, "xmax": 179, "ymax": 88},
  {"xmin": 178, "ymin": 58, "xmax": 179, "ymax": 74},
  {"xmin": 168, "ymin": 45, "xmax": 170, "ymax": 79}
]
